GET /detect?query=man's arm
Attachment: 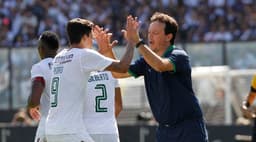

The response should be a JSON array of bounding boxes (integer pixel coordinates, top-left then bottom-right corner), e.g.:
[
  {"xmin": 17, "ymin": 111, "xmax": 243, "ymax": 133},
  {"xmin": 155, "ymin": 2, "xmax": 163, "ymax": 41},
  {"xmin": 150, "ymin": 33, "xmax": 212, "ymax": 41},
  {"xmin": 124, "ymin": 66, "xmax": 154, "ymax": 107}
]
[
  {"xmin": 241, "ymin": 91, "xmax": 256, "ymax": 119},
  {"xmin": 104, "ymin": 48, "xmax": 131, "ymax": 78},
  {"xmin": 115, "ymin": 87, "xmax": 123, "ymax": 117},
  {"xmin": 27, "ymin": 77, "xmax": 45, "ymax": 120},
  {"xmin": 99, "ymin": 40, "xmax": 131, "ymax": 78},
  {"xmin": 243, "ymin": 76, "xmax": 256, "ymax": 108},
  {"xmin": 104, "ymin": 42, "xmax": 134, "ymax": 73},
  {"xmin": 137, "ymin": 44, "xmax": 174, "ymax": 72},
  {"xmin": 102, "ymin": 42, "xmax": 133, "ymax": 74},
  {"xmin": 126, "ymin": 16, "xmax": 175, "ymax": 72},
  {"xmin": 244, "ymin": 91, "xmax": 256, "ymax": 107},
  {"xmin": 93, "ymin": 25, "xmax": 134, "ymax": 76},
  {"xmin": 242, "ymin": 76, "xmax": 256, "ymax": 118}
]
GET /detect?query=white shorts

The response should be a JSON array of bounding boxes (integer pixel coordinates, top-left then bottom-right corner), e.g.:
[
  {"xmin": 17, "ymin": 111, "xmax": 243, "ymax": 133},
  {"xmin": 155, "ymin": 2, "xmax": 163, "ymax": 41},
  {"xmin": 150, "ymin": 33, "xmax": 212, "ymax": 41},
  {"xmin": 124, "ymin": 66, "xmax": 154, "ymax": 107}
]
[
  {"xmin": 90, "ymin": 134, "xmax": 119, "ymax": 142},
  {"xmin": 34, "ymin": 126, "xmax": 46, "ymax": 142},
  {"xmin": 46, "ymin": 133, "xmax": 94, "ymax": 142},
  {"xmin": 34, "ymin": 134, "xmax": 47, "ymax": 142}
]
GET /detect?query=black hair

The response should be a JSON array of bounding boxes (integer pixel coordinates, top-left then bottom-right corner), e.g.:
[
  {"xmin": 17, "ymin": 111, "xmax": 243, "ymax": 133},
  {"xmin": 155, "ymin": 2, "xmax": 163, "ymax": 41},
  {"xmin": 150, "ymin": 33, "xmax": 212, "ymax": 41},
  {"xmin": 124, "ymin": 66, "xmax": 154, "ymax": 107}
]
[
  {"xmin": 38, "ymin": 31, "xmax": 59, "ymax": 50},
  {"xmin": 66, "ymin": 18, "xmax": 94, "ymax": 44}
]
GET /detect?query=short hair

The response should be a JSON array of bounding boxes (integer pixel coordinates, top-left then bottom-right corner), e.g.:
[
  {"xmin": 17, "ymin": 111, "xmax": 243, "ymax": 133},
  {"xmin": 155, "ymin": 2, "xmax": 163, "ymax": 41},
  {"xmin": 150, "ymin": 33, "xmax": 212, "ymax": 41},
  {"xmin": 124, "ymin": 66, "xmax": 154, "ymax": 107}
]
[
  {"xmin": 38, "ymin": 31, "xmax": 59, "ymax": 50},
  {"xmin": 66, "ymin": 18, "xmax": 94, "ymax": 44},
  {"xmin": 150, "ymin": 12, "xmax": 178, "ymax": 45}
]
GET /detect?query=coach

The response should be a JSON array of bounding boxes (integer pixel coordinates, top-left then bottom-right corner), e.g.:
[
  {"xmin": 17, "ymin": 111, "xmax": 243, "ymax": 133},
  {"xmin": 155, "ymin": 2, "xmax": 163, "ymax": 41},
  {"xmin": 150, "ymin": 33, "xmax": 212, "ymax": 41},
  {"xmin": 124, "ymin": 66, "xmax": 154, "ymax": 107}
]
[{"xmin": 100, "ymin": 12, "xmax": 209, "ymax": 142}]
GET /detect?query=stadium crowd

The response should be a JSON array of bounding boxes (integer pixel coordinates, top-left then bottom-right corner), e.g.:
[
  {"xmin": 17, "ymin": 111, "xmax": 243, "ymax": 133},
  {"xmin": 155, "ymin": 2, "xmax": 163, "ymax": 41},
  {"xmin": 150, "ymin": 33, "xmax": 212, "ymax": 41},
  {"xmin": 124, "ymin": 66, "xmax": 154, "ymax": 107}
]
[{"xmin": 0, "ymin": 0, "xmax": 255, "ymax": 47}]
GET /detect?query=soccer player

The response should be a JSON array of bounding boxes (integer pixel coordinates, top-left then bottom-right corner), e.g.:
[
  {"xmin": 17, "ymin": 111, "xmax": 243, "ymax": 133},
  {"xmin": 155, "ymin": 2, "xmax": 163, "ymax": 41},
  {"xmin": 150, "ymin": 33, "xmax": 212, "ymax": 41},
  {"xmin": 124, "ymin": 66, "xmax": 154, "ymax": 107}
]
[
  {"xmin": 242, "ymin": 75, "xmax": 256, "ymax": 142},
  {"xmin": 102, "ymin": 13, "xmax": 208, "ymax": 142},
  {"xmin": 27, "ymin": 31, "xmax": 59, "ymax": 142},
  {"xmin": 84, "ymin": 71, "xmax": 122, "ymax": 142},
  {"xmin": 45, "ymin": 18, "xmax": 134, "ymax": 142}
]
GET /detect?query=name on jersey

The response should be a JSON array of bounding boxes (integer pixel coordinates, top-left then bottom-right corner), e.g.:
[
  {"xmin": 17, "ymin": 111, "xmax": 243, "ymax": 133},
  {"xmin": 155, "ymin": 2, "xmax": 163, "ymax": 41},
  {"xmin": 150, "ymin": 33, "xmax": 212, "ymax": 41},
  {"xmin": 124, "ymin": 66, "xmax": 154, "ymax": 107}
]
[
  {"xmin": 54, "ymin": 54, "xmax": 73, "ymax": 64},
  {"xmin": 88, "ymin": 73, "xmax": 109, "ymax": 82},
  {"xmin": 53, "ymin": 66, "xmax": 63, "ymax": 74}
]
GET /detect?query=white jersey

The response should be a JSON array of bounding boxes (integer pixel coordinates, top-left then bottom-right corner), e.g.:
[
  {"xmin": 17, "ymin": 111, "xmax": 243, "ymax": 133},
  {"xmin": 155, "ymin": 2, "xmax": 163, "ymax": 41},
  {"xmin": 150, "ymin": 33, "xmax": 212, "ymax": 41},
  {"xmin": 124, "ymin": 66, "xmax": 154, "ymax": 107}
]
[
  {"xmin": 46, "ymin": 48, "xmax": 113, "ymax": 135},
  {"xmin": 31, "ymin": 58, "xmax": 53, "ymax": 141},
  {"xmin": 84, "ymin": 71, "xmax": 119, "ymax": 134}
]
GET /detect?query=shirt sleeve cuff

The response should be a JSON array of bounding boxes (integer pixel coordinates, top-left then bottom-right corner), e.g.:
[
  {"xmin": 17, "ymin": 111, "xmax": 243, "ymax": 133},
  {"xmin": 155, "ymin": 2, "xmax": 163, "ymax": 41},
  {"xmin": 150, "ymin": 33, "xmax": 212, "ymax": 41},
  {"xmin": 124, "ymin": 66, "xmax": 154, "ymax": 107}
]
[
  {"xmin": 168, "ymin": 58, "xmax": 176, "ymax": 73},
  {"xmin": 128, "ymin": 69, "xmax": 139, "ymax": 78}
]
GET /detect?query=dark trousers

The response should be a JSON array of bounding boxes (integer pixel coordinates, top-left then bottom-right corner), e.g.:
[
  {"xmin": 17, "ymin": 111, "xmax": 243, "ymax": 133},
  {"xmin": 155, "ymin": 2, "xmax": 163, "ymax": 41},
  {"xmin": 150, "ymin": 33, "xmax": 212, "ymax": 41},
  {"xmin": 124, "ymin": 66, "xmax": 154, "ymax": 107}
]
[
  {"xmin": 156, "ymin": 118, "xmax": 208, "ymax": 142},
  {"xmin": 253, "ymin": 119, "xmax": 256, "ymax": 142}
]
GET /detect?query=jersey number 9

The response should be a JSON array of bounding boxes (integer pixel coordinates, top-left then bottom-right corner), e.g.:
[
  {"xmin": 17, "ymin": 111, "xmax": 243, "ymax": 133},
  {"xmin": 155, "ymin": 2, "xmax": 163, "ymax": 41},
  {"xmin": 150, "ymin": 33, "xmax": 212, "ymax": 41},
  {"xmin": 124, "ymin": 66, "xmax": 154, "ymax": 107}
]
[{"xmin": 51, "ymin": 77, "xmax": 59, "ymax": 107}]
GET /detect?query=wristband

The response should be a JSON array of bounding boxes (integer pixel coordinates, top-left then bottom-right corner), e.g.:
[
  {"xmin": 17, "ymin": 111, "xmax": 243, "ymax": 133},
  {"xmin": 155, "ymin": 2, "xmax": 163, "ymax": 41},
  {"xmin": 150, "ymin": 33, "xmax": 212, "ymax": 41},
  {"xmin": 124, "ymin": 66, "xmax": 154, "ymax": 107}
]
[{"xmin": 135, "ymin": 40, "xmax": 145, "ymax": 48}]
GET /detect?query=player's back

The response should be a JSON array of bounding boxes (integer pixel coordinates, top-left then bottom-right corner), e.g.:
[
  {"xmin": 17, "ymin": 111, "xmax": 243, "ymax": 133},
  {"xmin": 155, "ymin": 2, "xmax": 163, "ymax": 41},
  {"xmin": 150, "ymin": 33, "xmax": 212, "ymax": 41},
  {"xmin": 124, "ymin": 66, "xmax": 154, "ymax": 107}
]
[
  {"xmin": 84, "ymin": 71, "xmax": 118, "ymax": 134},
  {"xmin": 46, "ymin": 48, "xmax": 113, "ymax": 135},
  {"xmin": 31, "ymin": 58, "xmax": 53, "ymax": 141},
  {"xmin": 46, "ymin": 48, "xmax": 89, "ymax": 134}
]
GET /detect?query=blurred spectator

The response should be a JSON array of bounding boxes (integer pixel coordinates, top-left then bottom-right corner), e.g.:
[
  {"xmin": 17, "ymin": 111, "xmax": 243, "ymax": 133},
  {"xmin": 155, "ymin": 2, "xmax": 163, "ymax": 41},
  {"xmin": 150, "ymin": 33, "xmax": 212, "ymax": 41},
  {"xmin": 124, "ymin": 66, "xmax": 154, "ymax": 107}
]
[
  {"xmin": 136, "ymin": 111, "xmax": 156, "ymax": 126},
  {"xmin": 11, "ymin": 108, "xmax": 36, "ymax": 126},
  {"xmin": 0, "ymin": 0, "xmax": 256, "ymax": 47}
]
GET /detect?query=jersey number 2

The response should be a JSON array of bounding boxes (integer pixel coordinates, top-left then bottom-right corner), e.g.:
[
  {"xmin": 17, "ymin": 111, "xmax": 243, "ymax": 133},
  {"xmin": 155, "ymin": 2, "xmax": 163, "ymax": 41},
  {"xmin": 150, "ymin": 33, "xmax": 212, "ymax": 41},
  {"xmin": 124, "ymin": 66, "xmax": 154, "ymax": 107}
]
[
  {"xmin": 51, "ymin": 77, "xmax": 59, "ymax": 107},
  {"xmin": 95, "ymin": 84, "xmax": 108, "ymax": 112}
]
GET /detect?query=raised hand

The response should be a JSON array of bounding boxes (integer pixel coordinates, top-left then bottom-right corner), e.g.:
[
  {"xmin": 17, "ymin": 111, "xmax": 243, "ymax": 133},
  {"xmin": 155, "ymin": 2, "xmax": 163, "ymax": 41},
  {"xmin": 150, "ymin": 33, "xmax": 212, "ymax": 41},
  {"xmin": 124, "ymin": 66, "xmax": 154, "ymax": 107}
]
[
  {"xmin": 123, "ymin": 15, "xmax": 140, "ymax": 45},
  {"xmin": 93, "ymin": 25, "xmax": 118, "ymax": 54}
]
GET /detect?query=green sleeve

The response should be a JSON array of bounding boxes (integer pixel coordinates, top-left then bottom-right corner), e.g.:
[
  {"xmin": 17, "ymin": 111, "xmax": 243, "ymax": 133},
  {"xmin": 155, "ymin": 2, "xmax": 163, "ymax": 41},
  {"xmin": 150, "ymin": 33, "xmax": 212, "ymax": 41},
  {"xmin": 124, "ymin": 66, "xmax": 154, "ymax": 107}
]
[
  {"xmin": 128, "ymin": 69, "xmax": 139, "ymax": 78},
  {"xmin": 168, "ymin": 58, "xmax": 176, "ymax": 73}
]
